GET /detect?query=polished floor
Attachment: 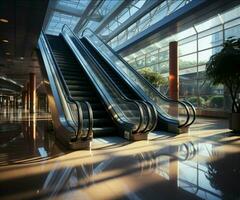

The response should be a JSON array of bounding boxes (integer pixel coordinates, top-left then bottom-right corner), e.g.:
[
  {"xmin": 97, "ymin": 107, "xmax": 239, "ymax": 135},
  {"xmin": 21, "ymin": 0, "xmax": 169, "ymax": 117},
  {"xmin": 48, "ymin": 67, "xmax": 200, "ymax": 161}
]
[{"xmin": 0, "ymin": 108, "xmax": 239, "ymax": 200}]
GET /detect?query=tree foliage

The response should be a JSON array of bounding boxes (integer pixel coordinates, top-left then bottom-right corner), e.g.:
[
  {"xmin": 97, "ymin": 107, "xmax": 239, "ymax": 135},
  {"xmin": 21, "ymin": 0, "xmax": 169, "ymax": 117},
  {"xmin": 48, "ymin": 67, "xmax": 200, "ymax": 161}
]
[
  {"xmin": 206, "ymin": 37, "xmax": 240, "ymax": 112},
  {"xmin": 139, "ymin": 68, "xmax": 167, "ymax": 87}
]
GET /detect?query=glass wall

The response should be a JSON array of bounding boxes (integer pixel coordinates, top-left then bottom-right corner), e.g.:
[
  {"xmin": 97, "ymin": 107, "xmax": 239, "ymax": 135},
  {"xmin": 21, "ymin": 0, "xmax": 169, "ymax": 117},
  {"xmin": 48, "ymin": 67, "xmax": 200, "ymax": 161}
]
[{"xmin": 124, "ymin": 5, "xmax": 240, "ymax": 111}]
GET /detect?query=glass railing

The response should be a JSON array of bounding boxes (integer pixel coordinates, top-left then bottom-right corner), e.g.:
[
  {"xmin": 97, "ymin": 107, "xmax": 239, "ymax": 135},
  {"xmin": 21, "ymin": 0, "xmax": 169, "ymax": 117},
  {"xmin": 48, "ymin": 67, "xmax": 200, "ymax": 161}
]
[
  {"xmin": 62, "ymin": 25, "xmax": 158, "ymax": 135},
  {"xmin": 39, "ymin": 32, "xmax": 93, "ymax": 141},
  {"xmin": 81, "ymin": 28, "xmax": 196, "ymax": 128}
]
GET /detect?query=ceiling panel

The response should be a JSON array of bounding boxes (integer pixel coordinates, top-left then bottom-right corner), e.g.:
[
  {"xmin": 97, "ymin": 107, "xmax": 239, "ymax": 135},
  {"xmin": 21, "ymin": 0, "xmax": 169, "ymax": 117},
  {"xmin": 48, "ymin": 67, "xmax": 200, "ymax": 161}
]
[{"xmin": 0, "ymin": 0, "xmax": 49, "ymax": 87}]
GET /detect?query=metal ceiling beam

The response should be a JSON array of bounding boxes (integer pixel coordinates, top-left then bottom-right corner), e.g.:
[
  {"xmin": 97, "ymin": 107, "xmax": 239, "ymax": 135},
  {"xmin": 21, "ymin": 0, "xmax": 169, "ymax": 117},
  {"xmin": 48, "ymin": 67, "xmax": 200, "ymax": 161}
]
[
  {"xmin": 73, "ymin": 0, "xmax": 103, "ymax": 33},
  {"xmin": 104, "ymin": 0, "xmax": 163, "ymax": 43},
  {"xmin": 54, "ymin": 4, "xmax": 102, "ymax": 21},
  {"xmin": 94, "ymin": 0, "xmax": 133, "ymax": 34}
]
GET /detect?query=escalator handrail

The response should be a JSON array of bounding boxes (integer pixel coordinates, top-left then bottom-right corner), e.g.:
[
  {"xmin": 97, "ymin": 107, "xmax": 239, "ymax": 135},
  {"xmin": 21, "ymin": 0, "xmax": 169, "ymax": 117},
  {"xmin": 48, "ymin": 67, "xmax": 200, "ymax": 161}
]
[
  {"xmin": 80, "ymin": 36, "xmax": 158, "ymax": 133},
  {"xmin": 143, "ymin": 101, "xmax": 158, "ymax": 132},
  {"xmin": 39, "ymin": 33, "xmax": 76, "ymax": 135},
  {"xmin": 61, "ymin": 25, "xmax": 145, "ymax": 133},
  {"xmin": 62, "ymin": 24, "xmax": 157, "ymax": 134},
  {"xmin": 182, "ymin": 100, "xmax": 196, "ymax": 127},
  {"xmin": 82, "ymin": 33, "xmax": 189, "ymax": 128},
  {"xmin": 61, "ymin": 28, "xmax": 137, "ymax": 133},
  {"xmin": 42, "ymin": 32, "xmax": 93, "ymax": 141},
  {"xmin": 81, "ymin": 28, "xmax": 196, "ymax": 128},
  {"xmin": 77, "ymin": 38, "xmax": 152, "ymax": 134}
]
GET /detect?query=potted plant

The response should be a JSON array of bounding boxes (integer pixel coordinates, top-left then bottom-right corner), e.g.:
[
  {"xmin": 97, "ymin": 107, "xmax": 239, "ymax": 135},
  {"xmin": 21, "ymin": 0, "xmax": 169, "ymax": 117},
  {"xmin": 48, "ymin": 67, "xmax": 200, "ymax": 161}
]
[
  {"xmin": 139, "ymin": 67, "xmax": 167, "ymax": 87},
  {"xmin": 206, "ymin": 37, "xmax": 240, "ymax": 131}
]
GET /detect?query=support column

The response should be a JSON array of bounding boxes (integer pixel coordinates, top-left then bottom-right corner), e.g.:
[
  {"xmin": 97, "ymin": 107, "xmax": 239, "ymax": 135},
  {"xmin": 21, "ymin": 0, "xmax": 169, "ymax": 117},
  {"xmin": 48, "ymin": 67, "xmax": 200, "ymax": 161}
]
[
  {"xmin": 29, "ymin": 73, "xmax": 36, "ymax": 113},
  {"xmin": 6, "ymin": 96, "xmax": 9, "ymax": 107},
  {"xmin": 27, "ymin": 83, "xmax": 30, "ymax": 110},
  {"xmin": 169, "ymin": 41, "xmax": 179, "ymax": 100},
  {"xmin": 22, "ymin": 90, "xmax": 26, "ymax": 109},
  {"xmin": 169, "ymin": 41, "xmax": 179, "ymax": 118},
  {"xmin": 46, "ymin": 95, "xmax": 49, "ymax": 112},
  {"xmin": 15, "ymin": 97, "xmax": 18, "ymax": 109}
]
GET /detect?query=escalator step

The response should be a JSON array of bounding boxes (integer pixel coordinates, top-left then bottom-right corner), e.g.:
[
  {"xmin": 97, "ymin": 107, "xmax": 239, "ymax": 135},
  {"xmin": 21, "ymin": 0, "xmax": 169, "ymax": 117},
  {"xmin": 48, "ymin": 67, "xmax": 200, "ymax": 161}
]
[
  {"xmin": 68, "ymin": 86, "xmax": 93, "ymax": 91},
  {"xmin": 89, "ymin": 118, "xmax": 112, "ymax": 126},
  {"xmin": 62, "ymin": 72, "xmax": 83, "ymax": 77},
  {"xmin": 65, "ymin": 80, "xmax": 88, "ymax": 85},
  {"xmin": 70, "ymin": 90, "xmax": 94, "ymax": 96},
  {"xmin": 93, "ymin": 127, "xmax": 117, "ymax": 136},
  {"xmin": 64, "ymin": 75, "xmax": 86, "ymax": 80},
  {"xmin": 73, "ymin": 97, "xmax": 99, "ymax": 102},
  {"xmin": 90, "ymin": 103, "xmax": 103, "ymax": 109},
  {"xmin": 83, "ymin": 110, "xmax": 107, "ymax": 118},
  {"xmin": 60, "ymin": 68, "xmax": 82, "ymax": 73}
]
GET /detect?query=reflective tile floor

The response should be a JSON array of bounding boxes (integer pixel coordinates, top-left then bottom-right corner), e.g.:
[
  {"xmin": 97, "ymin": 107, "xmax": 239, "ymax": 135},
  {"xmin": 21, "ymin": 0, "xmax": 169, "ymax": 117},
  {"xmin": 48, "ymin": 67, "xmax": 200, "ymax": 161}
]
[{"xmin": 0, "ymin": 108, "xmax": 239, "ymax": 200}]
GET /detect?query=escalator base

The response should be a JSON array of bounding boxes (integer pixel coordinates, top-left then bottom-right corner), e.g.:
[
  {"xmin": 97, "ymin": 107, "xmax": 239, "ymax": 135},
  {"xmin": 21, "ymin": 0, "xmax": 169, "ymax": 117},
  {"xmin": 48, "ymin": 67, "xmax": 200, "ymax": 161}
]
[
  {"xmin": 168, "ymin": 125, "xmax": 189, "ymax": 134},
  {"xmin": 130, "ymin": 133, "xmax": 148, "ymax": 141},
  {"xmin": 65, "ymin": 139, "xmax": 91, "ymax": 150}
]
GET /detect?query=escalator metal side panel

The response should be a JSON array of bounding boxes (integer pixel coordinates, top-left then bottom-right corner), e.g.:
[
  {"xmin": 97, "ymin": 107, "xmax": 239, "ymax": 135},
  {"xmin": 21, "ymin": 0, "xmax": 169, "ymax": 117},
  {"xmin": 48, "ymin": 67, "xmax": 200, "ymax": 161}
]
[{"xmin": 37, "ymin": 35, "xmax": 90, "ymax": 150}]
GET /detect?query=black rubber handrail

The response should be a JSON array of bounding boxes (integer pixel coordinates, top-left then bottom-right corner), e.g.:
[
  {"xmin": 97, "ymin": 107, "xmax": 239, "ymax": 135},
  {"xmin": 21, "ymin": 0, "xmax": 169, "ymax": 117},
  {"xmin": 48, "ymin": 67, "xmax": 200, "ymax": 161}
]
[
  {"xmin": 81, "ymin": 40, "xmax": 158, "ymax": 133},
  {"xmin": 182, "ymin": 100, "xmax": 196, "ymax": 127},
  {"xmin": 62, "ymin": 24, "xmax": 158, "ymax": 134},
  {"xmin": 81, "ymin": 31, "xmax": 189, "ymax": 128},
  {"xmin": 39, "ymin": 33, "xmax": 76, "ymax": 134},
  {"xmin": 77, "ymin": 39, "xmax": 147, "ymax": 134},
  {"xmin": 81, "ymin": 28, "xmax": 196, "ymax": 128},
  {"xmin": 80, "ymin": 36, "xmax": 158, "ymax": 134},
  {"xmin": 42, "ymin": 32, "xmax": 93, "ymax": 141},
  {"xmin": 62, "ymin": 25, "xmax": 145, "ymax": 133}
]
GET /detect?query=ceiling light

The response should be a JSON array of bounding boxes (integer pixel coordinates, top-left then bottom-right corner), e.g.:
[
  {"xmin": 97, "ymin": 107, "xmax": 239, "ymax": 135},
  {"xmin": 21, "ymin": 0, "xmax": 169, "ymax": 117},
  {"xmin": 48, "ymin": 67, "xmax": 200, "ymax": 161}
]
[
  {"xmin": 20, "ymin": 57, "xmax": 24, "ymax": 60},
  {"xmin": 2, "ymin": 39, "xmax": 8, "ymax": 43},
  {"xmin": 0, "ymin": 18, "xmax": 8, "ymax": 23}
]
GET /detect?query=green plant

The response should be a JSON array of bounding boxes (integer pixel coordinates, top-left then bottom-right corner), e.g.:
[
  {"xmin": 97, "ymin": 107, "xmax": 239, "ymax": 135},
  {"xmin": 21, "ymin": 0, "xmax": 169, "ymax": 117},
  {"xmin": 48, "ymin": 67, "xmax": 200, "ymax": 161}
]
[
  {"xmin": 206, "ymin": 37, "xmax": 240, "ymax": 113},
  {"xmin": 207, "ymin": 95, "xmax": 224, "ymax": 108},
  {"xmin": 139, "ymin": 68, "xmax": 167, "ymax": 87},
  {"xmin": 187, "ymin": 96, "xmax": 205, "ymax": 107}
]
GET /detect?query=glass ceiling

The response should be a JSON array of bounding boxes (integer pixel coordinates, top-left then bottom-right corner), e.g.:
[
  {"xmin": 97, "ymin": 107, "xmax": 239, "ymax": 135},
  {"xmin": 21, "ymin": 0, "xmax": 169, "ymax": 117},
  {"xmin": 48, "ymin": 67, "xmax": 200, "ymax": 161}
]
[
  {"xmin": 44, "ymin": 0, "xmax": 122, "ymax": 35},
  {"xmin": 99, "ymin": 0, "xmax": 146, "ymax": 37},
  {"xmin": 78, "ymin": 0, "xmax": 122, "ymax": 33},
  {"xmin": 46, "ymin": 12, "xmax": 79, "ymax": 35},
  {"xmin": 57, "ymin": 0, "xmax": 91, "ymax": 10}
]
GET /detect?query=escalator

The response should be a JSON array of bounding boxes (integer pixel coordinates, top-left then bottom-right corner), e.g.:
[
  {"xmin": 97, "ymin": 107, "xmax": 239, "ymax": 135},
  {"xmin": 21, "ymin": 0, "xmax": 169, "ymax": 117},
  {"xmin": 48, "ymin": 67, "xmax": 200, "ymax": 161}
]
[
  {"xmin": 80, "ymin": 28, "xmax": 196, "ymax": 133},
  {"xmin": 61, "ymin": 27, "xmax": 157, "ymax": 139},
  {"xmin": 46, "ymin": 35, "xmax": 117, "ymax": 137},
  {"xmin": 38, "ymin": 27, "xmax": 157, "ymax": 149}
]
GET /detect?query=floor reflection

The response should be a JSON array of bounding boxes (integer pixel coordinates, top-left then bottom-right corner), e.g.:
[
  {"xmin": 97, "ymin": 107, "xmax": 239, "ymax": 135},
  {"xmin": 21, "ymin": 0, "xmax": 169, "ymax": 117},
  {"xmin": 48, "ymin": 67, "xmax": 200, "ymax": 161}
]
[
  {"xmin": 0, "ymin": 109, "xmax": 63, "ymax": 166},
  {"xmin": 0, "ymin": 108, "xmax": 239, "ymax": 200}
]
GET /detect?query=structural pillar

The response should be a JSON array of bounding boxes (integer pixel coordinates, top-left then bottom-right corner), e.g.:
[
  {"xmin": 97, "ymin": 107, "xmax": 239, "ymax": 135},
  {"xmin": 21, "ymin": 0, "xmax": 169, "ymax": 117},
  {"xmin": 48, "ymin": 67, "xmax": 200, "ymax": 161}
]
[
  {"xmin": 22, "ymin": 90, "xmax": 26, "ymax": 109},
  {"xmin": 15, "ymin": 96, "xmax": 18, "ymax": 109},
  {"xmin": 169, "ymin": 41, "xmax": 179, "ymax": 100},
  {"xmin": 29, "ymin": 73, "xmax": 36, "ymax": 113},
  {"xmin": 169, "ymin": 41, "xmax": 179, "ymax": 117},
  {"xmin": 27, "ymin": 83, "xmax": 30, "ymax": 110},
  {"xmin": 46, "ymin": 95, "xmax": 49, "ymax": 112},
  {"xmin": 6, "ymin": 96, "xmax": 9, "ymax": 107}
]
